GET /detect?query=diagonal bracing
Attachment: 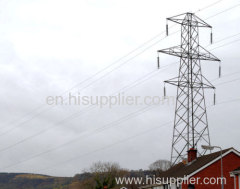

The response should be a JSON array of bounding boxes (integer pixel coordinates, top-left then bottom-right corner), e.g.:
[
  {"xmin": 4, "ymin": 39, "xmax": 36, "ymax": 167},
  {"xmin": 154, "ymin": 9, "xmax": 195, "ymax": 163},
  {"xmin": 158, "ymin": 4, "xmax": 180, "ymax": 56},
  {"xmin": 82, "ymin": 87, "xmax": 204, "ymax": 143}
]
[{"xmin": 158, "ymin": 12, "xmax": 221, "ymax": 165}]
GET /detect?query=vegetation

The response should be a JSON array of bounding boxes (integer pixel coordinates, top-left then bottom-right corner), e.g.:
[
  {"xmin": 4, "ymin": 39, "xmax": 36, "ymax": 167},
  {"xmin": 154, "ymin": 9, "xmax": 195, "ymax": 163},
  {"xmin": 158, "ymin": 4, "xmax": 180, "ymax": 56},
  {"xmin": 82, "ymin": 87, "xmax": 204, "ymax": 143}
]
[
  {"xmin": 0, "ymin": 173, "xmax": 71, "ymax": 189},
  {"xmin": 0, "ymin": 160, "xmax": 170, "ymax": 189},
  {"xmin": 149, "ymin": 159, "xmax": 171, "ymax": 175}
]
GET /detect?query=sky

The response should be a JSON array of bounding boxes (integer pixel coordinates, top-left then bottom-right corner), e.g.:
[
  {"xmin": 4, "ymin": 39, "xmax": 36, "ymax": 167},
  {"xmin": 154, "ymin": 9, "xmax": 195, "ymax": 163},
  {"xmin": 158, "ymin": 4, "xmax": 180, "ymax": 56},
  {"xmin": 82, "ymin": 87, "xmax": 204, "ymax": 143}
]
[{"xmin": 0, "ymin": 0, "xmax": 240, "ymax": 177}]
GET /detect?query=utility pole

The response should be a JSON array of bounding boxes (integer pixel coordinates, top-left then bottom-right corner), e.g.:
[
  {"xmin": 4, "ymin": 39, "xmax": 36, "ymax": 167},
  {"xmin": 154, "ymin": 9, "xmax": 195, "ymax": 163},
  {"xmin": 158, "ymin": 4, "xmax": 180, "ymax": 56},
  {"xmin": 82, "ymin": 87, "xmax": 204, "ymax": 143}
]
[{"xmin": 157, "ymin": 13, "xmax": 221, "ymax": 165}]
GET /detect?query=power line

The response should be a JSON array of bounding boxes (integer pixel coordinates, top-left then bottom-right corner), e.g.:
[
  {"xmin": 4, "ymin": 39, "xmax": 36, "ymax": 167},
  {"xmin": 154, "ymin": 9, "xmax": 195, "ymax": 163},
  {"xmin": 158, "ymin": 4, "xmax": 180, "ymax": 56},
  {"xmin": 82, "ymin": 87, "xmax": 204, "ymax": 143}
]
[
  {"xmin": 0, "ymin": 29, "xmax": 167, "ymax": 131},
  {"xmin": 37, "ymin": 121, "xmax": 173, "ymax": 173},
  {"xmin": 0, "ymin": 105, "xmax": 157, "ymax": 154},
  {"xmin": 2, "ymin": 0, "xmax": 240, "ymax": 170},
  {"xmin": 0, "ymin": 32, "xmax": 240, "ymax": 156},
  {"xmin": 0, "ymin": 0, "xmax": 226, "ymax": 131},
  {"xmin": 3, "ymin": 26, "xmax": 240, "ymax": 138},
  {"xmin": 36, "ymin": 96, "xmax": 240, "ymax": 173},
  {"xmin": 0, "ymin": 30, "xmax": 173, "ymax": 135},
  {"xmin": 2, "ymin": 59, "xmax": 240, "ymax": 170},
  {"xmin": 210, "ymin": 38, "xmax": 240, "ymax": 51},
  {"xmin": 215, "ymin": 77, "xmax": 240, "ymax": 86},
  {"xmin": 0, "ymin": 61, "xmax": 170, "ymax": 137},
  {"xmin": 205, "ymin": 2, "xmax": 240, "ymax": 20},
  {"xmin": 4, "ymin": 0, "xmax": 240, "ymax": 173},
  {"xmin": 195, "ymin": 0, "xmax": 224, "ymax": 13},
  {"xmin": 0, "ymin": 105, "xmax": 160, "ymax": 170},
  {"xmin": 0, "ymin": 63, "xmax": 176, "ymax": 152}
]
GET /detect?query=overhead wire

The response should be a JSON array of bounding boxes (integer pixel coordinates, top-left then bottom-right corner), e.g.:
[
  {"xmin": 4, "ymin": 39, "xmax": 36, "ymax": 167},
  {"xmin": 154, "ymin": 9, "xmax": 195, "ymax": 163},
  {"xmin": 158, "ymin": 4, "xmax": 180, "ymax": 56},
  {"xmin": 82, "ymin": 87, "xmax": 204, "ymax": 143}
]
[
  {"xmin": 1, "ymin": 1, "xmax": 239, "ymax": 137},
  {"xmin": 0, "ymin": 0, "xmax": 229, "ymax": 132},
  {"xmin": 36, "ymin": 96, "xmax": 240, "ymax": 173},
  {"xmin": 1, "ymin": 6, "xmax": 240, "ymax": 158},
  {"xmin": 2, "ymin": 0, "xmax": 240, "ymax": 172}
]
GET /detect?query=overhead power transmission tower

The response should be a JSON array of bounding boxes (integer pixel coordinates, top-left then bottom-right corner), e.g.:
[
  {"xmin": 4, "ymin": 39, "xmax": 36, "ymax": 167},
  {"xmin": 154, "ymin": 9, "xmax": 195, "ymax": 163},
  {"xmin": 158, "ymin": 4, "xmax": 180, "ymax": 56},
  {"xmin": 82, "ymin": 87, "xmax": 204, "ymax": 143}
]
[{"xmin": 157, "ymin": 13, "xmax": 221, "ymax": 165}]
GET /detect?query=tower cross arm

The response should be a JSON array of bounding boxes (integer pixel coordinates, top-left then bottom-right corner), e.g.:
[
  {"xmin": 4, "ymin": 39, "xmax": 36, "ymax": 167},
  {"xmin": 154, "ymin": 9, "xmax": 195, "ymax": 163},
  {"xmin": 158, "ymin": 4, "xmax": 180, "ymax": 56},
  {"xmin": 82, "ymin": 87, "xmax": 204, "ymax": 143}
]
[
  {"xmin": 164, "ymin": 75, "xmax": 215, "ymax": 89},
  {"xmin": 167, "ymin": 12, "xmax": 212, "ymax": 28},
  {"xmin": 158, "ymin": 45, "xmax": 221, "ymax": 62}
]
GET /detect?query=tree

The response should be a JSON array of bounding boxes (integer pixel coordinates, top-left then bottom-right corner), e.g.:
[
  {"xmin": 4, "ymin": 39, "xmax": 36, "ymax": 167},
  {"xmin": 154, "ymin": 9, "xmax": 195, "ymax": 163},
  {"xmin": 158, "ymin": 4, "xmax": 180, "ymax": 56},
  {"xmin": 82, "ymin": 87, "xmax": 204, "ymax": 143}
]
[
  {"xmin": 149, "ymin": 160, "xmax": 171, "ymax": 175},
  {"xmin": 81, "ymin": 161, "xmax": 127, "ymax": 189}
]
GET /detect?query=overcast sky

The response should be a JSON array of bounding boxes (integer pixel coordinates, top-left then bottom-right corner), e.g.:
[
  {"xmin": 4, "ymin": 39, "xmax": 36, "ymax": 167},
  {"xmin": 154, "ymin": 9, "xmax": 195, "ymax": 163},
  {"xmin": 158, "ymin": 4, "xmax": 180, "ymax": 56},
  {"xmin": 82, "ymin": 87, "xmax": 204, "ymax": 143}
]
[{"xmin": 0, "ymin": 0, "xmax": 240, "ymax": 177}]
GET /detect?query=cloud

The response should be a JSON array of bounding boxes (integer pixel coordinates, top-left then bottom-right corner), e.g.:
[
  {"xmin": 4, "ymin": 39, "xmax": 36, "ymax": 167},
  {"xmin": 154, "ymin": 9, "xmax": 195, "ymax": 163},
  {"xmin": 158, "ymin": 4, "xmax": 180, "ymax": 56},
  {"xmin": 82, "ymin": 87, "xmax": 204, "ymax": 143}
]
[{"xmin": 0, "ymin": 0, "xmax": 239, "ymax": 177}]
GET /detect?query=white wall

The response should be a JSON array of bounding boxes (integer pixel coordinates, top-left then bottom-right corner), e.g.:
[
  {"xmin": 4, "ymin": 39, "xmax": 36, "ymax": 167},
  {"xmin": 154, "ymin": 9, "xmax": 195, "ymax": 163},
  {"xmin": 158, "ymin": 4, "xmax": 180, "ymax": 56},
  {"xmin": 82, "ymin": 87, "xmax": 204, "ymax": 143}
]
[
  {"xmin": 238, "ymin": 175, "xmax": 240, "ymax": 189},
  {"xmin": 170, "ymin": 184, "xmax": 177, "ymax": 189},
  {"xmin": 153, "ymin": 186, "xmax": 164, "ymax": 189}
]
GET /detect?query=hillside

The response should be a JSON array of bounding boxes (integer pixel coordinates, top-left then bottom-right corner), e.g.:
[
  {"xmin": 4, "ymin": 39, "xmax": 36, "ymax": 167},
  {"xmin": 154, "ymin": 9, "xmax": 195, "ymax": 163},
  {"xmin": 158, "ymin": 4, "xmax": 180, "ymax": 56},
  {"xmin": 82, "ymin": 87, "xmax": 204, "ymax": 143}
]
[
  {"xmin": 0, "ymin": 170, "xmax": 153, "ymax": 189},
  {"xmin": 0, "ymin": 173, "xmax": 72, "ymax": 189}
]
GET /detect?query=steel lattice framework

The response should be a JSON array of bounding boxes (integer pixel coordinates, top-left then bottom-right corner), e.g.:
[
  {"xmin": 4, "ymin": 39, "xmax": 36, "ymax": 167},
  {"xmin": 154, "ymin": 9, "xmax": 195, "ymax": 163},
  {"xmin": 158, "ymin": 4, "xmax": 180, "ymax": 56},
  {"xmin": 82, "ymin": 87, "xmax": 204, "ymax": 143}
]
[{"xmin": 158, "ymin": 13, "xmax": 221, "ymax": 165}]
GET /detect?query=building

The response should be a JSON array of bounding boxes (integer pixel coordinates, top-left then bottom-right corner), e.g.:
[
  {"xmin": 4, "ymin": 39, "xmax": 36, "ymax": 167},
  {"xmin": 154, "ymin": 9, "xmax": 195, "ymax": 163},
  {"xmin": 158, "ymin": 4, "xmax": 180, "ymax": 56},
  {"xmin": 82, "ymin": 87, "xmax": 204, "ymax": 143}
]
[
  {"xmin": 230, "ymin": 167, "xmax": 240, "ymax": 189},
  {"xmin": 139, "ymin": 148, "xmax": 240, "ymax": 189}
]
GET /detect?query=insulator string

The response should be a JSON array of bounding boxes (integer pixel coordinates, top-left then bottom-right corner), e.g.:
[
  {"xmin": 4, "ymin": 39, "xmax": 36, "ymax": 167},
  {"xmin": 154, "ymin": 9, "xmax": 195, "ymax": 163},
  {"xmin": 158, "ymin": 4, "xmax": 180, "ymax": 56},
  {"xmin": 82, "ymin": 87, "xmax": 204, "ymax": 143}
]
[
  {"xmin": 166, "ymin": 20, "xmax": 169, "ymax": 36},
  {"xmin": 210, "ymin": 28, "xmax": 213, "ymax": 44},
  {"xmin": 164, "ymin": 83, "xmax": 166, "ymax": 98},
  {"xmin": 214, "ymin": 89, "xmax": 216, "ymax": 105},
  {"xmin": 219, "ymin": 62, "xmax": 222, "ymax": 78}
]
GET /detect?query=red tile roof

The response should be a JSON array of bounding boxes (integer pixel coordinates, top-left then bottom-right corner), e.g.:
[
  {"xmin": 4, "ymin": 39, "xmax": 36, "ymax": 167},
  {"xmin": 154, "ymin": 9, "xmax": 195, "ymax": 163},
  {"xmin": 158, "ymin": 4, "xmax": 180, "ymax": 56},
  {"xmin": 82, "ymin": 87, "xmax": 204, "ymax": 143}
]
[
  {"xmin": 157, "ymin": 148, "xmax": 232, "ymax": 179},
  {"xmin": 139, "ymin": 148, "xmax": 239, "ymax": 189}
]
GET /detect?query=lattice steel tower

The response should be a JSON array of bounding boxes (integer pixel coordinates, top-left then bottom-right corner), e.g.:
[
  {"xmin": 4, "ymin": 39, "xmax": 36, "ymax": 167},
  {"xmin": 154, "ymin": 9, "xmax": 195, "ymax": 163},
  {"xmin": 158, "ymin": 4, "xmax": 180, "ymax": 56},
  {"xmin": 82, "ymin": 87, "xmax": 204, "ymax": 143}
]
[{"xmin": 157, "ymin": 13, "xmax": 221, "ymax": 165}]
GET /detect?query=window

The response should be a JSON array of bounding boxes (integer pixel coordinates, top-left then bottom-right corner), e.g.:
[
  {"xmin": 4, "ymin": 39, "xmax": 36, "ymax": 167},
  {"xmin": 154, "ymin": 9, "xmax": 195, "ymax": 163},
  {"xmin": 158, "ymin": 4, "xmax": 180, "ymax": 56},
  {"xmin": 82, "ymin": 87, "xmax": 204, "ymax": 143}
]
[
  {"xmin": 163, "ymin": 184, "xmax": 168, "ymax": 189},
  {"xmin": 177, "ymin": 184, "xmax": 182, "ymax": 189},
  {"xmin": 188, "ymin": 184, "xmax": 195, "ymax": 189},
  {"xmin": 238, "ymin": 175, "xmax": 240, "ymax": 189}
]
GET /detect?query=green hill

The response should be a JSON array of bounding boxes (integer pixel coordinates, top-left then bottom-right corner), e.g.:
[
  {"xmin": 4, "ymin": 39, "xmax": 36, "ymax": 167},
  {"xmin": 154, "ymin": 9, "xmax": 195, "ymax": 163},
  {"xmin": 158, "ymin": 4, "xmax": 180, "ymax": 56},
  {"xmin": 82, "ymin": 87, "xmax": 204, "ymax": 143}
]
[{"xmin": 0, "ymin": 173, "xmax": 72, "ymax": 189}]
